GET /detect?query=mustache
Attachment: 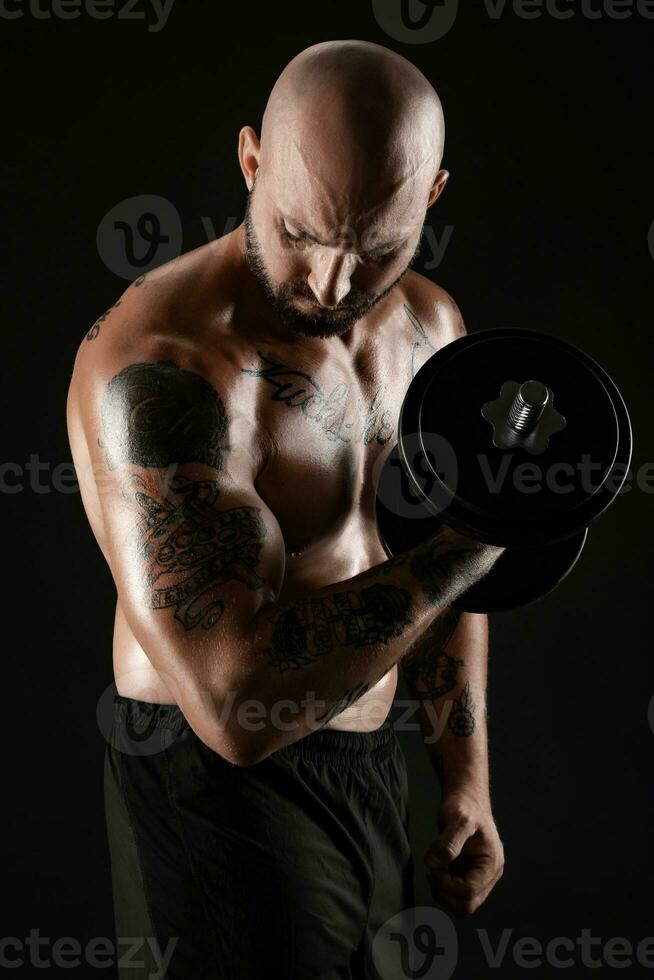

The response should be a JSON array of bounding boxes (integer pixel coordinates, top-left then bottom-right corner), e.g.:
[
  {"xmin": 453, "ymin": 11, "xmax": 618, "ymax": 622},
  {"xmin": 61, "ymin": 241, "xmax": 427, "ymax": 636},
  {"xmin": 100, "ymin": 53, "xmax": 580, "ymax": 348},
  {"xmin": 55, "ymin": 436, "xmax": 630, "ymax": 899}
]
[{"xmin": 279, "ymin": 282, "xmax": 368, "ymax": 310}]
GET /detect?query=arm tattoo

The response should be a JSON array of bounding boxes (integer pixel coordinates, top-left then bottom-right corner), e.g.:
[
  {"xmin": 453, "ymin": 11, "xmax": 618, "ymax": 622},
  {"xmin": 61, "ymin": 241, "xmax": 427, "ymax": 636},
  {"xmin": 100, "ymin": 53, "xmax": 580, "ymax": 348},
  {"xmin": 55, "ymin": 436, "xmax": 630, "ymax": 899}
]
[
  {"xmin": 402, "ymin": 608, "xmax": 463, "ymax": 701},
  {"xmin": 128, "ymin": 473, "xmax": 267, "ymax": 631},
  {"xmin": 85, "ymin": 275, "xmax": 146, "ymax": 342},
  {"xmin": 99, "ymin": 361, "xmax": 230, "ymax": 471},
  {"xmin": 241, "ymin": 350, "xmax": 395, "ymax": 445},
  {"xmin": 448, "ymin": 681, "xmax": 476, "ymax": 736},
  {"xmin": 99, "ymin": 360, "xmax": 264, "ymax": 632},
  {"xmin": 86, "ymin": 300, "xmax": 121, "ymax": 342},
  {"xmin": 359, "ymin": 535, "xmax": 487, "ymax": 606},
  {"xmin": 263, "ymin": 584, "xmax": 413, "ymax": 673}
]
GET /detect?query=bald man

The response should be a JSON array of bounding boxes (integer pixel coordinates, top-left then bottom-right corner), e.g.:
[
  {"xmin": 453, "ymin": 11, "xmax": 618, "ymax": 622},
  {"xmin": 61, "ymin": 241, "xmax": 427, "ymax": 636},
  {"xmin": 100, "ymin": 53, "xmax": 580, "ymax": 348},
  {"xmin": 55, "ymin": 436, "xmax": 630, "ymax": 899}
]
[{"xmin": 67, "ymin": 40, "xmax": 505, "ymax": 980}]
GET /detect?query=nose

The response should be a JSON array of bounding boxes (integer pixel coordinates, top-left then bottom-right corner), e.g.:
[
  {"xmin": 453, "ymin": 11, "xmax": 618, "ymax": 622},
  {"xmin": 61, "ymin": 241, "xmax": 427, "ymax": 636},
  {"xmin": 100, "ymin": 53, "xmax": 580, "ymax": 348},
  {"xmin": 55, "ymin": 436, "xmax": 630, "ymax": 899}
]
[{"xmin": 307, "ymin": 249, "xmax": 357, "ymax": 308}]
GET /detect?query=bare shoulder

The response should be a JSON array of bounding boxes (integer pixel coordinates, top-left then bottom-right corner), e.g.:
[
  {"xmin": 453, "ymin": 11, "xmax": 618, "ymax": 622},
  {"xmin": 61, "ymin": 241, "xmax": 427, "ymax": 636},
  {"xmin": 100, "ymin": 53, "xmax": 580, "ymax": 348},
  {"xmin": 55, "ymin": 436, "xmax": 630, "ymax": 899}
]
[
  {"xmin": 400, "ymin": 270, "xmax": 468, "ymax": 346},
  {"xmin": 66, "ymin": 243, "xmax": 250, "ymax": 466}
]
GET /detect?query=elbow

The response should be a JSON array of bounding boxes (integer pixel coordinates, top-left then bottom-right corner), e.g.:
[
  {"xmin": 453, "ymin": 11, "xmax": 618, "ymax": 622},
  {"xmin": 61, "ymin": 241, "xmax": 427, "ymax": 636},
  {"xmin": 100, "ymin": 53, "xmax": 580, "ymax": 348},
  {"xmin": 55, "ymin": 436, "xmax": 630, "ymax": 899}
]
[
  {"xmin": 187, "ymin": 687, "xmax": 280, "ymax": 768},
  {"xmin": 183, "ymin": 661, "xmax": 287, "ymax": 767},
  {"xmin": 203, "ymin": 721, "xmax": 277, "ymax": 768}
]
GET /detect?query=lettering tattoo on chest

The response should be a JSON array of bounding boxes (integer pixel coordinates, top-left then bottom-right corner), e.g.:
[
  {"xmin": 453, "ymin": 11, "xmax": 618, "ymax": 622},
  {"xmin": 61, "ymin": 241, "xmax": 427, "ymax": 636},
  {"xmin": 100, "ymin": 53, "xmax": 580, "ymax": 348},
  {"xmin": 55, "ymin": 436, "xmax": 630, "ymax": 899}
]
[
  {"xmin": 262, "ymin": 584, "xmax": 413, "ymax": 673},
  {"xmin": 99, "ymin": 360, "xmax": 268, "ymax": 632},
  {"xmin": 241, "ymin": 350, "xmax": 395, "ymax": 445}
]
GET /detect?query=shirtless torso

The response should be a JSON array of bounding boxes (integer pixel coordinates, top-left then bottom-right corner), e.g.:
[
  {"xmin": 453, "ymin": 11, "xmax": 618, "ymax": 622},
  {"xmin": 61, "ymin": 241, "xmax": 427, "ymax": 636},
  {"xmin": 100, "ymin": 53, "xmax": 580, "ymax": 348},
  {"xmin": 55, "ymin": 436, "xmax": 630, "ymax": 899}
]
[{"xmin": 66, "ymin": 226, "xmax": 463, "ymax": 733}]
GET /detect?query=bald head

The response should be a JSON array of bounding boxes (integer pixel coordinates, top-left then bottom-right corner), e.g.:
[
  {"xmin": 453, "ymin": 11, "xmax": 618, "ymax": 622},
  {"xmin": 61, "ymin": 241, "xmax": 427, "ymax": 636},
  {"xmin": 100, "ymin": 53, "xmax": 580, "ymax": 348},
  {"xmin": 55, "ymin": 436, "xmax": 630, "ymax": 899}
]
[
  {"xmin": 238, "ymin": 41, "xmax": 449, "ymax": 340},
  {"xmin": 260, "ymin": 40, "xmax": 445, "ymax": 209}
]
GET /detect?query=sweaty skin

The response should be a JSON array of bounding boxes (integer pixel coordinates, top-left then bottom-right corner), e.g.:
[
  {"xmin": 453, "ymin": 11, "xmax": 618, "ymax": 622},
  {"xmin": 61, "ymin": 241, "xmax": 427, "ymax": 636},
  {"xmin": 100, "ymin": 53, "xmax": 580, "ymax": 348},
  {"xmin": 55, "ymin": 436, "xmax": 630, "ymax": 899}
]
[{"xmin": 67, "ymin": 40, "xmax": 485, "ymax": 735}]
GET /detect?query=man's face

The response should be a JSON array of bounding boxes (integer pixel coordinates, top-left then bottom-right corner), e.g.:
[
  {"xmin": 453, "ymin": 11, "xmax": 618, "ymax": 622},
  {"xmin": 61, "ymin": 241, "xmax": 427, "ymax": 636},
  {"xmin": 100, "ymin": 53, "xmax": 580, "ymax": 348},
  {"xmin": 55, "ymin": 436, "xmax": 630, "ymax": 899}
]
[{"xmin": 243, "ymin": 174, "xmax": 425, "ymax": 339}]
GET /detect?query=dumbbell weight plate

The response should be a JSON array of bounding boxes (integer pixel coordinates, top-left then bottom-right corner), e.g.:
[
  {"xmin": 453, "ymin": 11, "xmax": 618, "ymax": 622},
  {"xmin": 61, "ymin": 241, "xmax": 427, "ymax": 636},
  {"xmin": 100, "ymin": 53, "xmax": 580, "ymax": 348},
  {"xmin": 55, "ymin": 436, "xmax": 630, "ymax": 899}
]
[
  {"xmin": 375, "ymin": 444, "xmax": 588, "ymax": 612},
  {"xmin": 399, "ymin": 329, "xmax": 632, "ymax": 546}
]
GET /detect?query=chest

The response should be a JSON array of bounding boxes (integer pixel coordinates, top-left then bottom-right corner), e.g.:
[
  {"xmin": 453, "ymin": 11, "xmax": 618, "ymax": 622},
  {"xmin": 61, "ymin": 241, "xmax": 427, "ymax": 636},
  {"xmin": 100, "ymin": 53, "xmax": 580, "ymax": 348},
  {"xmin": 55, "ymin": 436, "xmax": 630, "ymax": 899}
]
[{"xmin": 241, "ymin": 343, "xmax": 411, "ymax": 554}]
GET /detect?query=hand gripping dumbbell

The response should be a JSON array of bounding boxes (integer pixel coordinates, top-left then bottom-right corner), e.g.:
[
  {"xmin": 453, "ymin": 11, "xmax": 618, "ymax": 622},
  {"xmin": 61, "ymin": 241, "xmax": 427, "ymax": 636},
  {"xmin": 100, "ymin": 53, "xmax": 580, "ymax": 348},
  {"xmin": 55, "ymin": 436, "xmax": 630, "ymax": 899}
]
[{"xmin": 374, "ymin": 328, "xmax": 632, "ymax": 612}]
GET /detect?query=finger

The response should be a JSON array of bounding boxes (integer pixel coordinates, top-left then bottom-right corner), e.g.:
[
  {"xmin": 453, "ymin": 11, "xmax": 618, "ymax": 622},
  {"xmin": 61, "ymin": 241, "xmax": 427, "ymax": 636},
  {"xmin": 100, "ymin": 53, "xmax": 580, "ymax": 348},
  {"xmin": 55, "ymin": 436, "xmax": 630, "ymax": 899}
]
[
  {"xmin": 425, "ymin": 819, "xmax": 475, "ymax": 870},
  {"xmin": 427, "ymin": 869, "xmax": 494, "ymax": 917}
]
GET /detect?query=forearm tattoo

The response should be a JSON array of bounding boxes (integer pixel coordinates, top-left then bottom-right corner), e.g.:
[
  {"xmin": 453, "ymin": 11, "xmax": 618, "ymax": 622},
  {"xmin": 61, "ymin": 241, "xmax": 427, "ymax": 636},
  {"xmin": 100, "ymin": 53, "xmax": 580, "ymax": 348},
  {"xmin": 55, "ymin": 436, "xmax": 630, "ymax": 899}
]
[
  {"xmin": 448, "ymin": 681, "xmax": 476, "ymax": 737},
  {"xmin": 402, "ymin": 607, "xmax": 463, "ymax": 701},
  {"xmin": 402, "ymin": 607, "xmax": 478, "ymax": 739},
  {"xmin": 241, "ymin": 350, "xmax": 395, "ymax": 445},
  {"xmin": 359, "ymin": 534, "xmax": 487, "ymax": 606},
  {"xmin": 262, "ymin": 584, "xmax": 413, "ymax": 673},
  {"xmin": 100, "ymin": 360, "xmax": 267, "ymax": 632}
]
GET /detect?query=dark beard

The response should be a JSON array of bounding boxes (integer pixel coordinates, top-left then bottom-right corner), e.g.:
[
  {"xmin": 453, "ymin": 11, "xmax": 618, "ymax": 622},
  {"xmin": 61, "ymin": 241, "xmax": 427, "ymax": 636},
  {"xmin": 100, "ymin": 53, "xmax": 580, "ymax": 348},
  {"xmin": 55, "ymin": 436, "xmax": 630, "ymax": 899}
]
[{"xmin": 243, "ymin": 184, "xmax": 419, "ymax": 339}]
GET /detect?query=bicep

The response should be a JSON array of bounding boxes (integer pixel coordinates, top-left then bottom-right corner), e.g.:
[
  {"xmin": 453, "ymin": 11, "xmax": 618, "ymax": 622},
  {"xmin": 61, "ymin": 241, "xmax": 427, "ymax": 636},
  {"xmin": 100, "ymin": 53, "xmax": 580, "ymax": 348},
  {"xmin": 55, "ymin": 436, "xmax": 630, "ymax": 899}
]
[{"xmin": 84, "ymin": 355, "xmax": 286, "ymax": 708}]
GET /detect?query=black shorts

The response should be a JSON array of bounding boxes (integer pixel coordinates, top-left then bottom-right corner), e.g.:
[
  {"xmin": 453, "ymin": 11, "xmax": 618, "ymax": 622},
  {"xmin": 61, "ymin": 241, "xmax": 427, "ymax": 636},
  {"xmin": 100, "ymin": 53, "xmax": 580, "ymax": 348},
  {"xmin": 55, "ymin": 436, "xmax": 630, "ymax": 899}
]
[{"xmin": 104, "ymin": 694, "xmax": 415, "ymax": 980}]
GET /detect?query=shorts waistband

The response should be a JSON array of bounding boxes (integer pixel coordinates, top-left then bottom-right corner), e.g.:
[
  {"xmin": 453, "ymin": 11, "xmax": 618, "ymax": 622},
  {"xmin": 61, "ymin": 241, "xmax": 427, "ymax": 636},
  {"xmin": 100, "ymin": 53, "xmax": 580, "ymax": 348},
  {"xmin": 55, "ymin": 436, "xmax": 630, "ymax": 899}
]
[
  {"xmin": 111, "ymin": 694, "xmax": 397, "ymax": 765},
  {"xmin": 112, "ymin": 694, "xmax": 189, "ymax": 736}
]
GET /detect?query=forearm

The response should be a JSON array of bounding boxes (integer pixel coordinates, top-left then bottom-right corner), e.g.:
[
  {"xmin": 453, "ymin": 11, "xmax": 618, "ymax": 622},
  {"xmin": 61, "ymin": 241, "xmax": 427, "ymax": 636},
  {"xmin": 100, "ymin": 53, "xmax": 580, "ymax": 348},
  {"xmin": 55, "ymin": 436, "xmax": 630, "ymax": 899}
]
[
  {"xmin": 225, "ymin": 532, "xmax": 501, "ymax": 757},
  {"xmin": 403, "ymin": 610, "xmax": 491, "ymax": 797}
]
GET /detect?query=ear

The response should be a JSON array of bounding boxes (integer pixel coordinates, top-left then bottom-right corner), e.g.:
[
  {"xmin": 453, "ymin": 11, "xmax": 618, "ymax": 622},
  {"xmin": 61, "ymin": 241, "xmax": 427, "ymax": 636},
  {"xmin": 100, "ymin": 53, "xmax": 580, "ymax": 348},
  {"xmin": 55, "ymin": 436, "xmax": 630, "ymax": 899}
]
[
  {"xmin": 238, "ymin": 126, "xmax": 261, "ymax": 191},
  {"xmin": 427, "ymin": 169, "xmax": 450, "ymax": 209}
]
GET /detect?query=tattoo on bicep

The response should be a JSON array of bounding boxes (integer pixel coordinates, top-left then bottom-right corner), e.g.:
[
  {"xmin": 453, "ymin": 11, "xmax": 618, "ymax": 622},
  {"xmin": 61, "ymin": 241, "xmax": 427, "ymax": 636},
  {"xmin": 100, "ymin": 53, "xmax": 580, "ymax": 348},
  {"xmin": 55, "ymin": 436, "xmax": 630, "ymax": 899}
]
[
  {"xmin": 241, "ymin": 350, "xmax": 394, "ymax": 445},
  {"xmin": 99, "ymin": 361, "xmax": 230, "ymax": 471},
  {"xmin": 448, "ymin": 681, "xmax": 476, "ymax": 736},
  {"xmin": 401, "ymin": 607, "xmax": 463, "ymax": 700},
  {"xmin": 129, "ymin": 473, "xmax": 267, "ymax": 631},
  {"xmin": 263, "ymin": 584, "xmax": 413, "ymax": 672}
]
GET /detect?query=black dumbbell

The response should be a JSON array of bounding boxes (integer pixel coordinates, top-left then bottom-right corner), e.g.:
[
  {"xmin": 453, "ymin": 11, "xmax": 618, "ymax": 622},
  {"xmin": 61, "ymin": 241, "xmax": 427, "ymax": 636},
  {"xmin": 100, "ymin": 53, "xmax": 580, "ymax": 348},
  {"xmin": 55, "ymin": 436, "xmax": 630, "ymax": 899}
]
[{"xmin": 375, "ymin": 328, "xmax": 632, "ymax": 612}]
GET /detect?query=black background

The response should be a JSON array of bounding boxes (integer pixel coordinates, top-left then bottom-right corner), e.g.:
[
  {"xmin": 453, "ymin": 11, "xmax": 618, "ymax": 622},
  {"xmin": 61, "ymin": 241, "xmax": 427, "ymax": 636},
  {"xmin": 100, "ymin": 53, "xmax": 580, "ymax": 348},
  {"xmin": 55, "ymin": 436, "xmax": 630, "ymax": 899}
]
[{"xmin": 2, "ymin": 0, "xmax": 653, "ymax": 977}]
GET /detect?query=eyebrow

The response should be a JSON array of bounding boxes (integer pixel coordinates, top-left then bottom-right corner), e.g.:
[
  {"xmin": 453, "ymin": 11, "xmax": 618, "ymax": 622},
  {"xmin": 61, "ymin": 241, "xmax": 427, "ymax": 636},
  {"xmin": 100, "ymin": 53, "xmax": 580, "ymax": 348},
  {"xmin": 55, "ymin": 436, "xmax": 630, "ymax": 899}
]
[{"xmin": 282, "ymin": 217, "xmax": 406, "ymax": 253}]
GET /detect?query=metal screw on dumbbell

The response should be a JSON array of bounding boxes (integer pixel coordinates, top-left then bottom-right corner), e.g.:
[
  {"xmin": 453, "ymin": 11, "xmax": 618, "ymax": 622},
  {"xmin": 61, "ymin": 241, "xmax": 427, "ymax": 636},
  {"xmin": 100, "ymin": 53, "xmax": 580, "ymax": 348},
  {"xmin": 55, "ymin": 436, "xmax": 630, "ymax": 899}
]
[
  {"xmin": 374, "ymin": 329, "xmax": 632, "ymax": 612},
  {"xmin": 482, "ymin": 379, "xmax": 566, "ymax": 454}
]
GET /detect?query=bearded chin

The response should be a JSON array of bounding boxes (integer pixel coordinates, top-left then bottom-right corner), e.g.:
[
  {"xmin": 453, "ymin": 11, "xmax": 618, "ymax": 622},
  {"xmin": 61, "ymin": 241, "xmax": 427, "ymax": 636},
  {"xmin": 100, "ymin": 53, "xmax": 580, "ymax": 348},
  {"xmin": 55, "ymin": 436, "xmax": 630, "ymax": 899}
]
[{"xmin": 243, "ymin": 192, "xmax": 411, "ymax": 337}]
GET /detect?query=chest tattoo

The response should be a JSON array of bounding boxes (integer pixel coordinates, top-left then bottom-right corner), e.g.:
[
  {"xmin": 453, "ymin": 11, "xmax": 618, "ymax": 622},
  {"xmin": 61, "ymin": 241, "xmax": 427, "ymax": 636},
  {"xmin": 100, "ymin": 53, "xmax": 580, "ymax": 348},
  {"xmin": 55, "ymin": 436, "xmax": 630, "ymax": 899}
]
[{"xmin": 241, "ymin": 350, "xmax": 395, "ymax": 445}]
